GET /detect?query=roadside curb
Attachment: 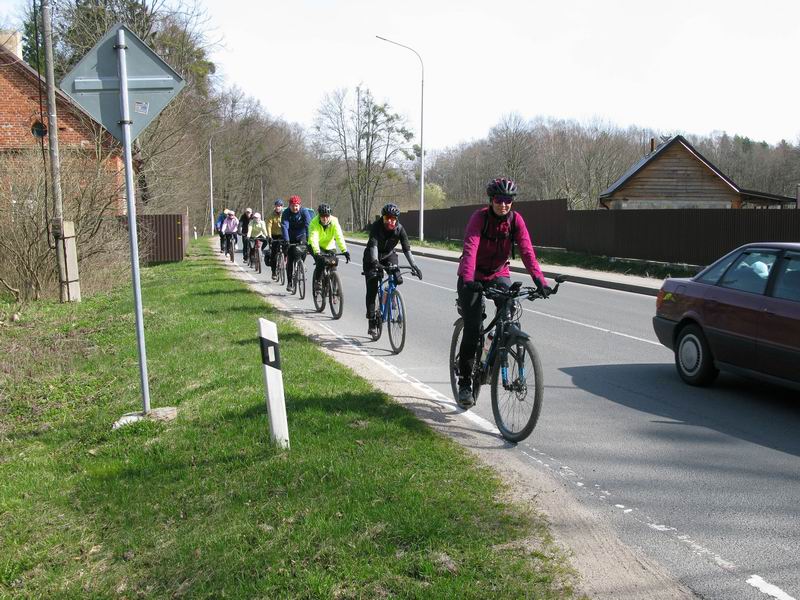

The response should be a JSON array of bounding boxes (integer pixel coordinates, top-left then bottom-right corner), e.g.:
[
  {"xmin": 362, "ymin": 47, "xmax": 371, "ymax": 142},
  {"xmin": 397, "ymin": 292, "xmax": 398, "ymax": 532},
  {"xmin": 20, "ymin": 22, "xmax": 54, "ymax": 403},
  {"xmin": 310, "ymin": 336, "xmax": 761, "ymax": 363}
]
[{"xmin": 346, "ymin": 239, "xmax": 661, "ymax": 297}]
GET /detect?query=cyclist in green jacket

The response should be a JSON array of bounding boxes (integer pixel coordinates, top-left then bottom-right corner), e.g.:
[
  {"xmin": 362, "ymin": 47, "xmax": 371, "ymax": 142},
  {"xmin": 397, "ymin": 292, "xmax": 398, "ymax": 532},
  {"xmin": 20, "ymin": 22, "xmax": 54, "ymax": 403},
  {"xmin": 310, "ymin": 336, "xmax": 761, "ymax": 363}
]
[{"xmin": 309, "ymin": 203, "xmax": 350, "ymax": 293}]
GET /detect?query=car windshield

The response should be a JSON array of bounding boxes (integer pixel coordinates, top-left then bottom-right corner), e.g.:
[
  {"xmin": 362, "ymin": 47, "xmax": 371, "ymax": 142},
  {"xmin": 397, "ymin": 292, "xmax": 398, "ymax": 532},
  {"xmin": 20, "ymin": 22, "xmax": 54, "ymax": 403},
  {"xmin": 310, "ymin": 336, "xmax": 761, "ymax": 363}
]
[{"xmin": 695, "ymin": 251, "xmax": 740, "ymax": 285}]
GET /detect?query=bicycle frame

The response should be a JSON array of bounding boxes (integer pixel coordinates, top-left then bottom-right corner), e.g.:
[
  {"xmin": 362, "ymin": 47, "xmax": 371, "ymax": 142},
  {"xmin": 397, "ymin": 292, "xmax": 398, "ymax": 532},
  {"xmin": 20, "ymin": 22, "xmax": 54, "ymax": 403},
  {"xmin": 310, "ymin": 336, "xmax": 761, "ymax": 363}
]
[{"xmin": 377, "ymin": 266, "xmax": 412, "ymax": 322}]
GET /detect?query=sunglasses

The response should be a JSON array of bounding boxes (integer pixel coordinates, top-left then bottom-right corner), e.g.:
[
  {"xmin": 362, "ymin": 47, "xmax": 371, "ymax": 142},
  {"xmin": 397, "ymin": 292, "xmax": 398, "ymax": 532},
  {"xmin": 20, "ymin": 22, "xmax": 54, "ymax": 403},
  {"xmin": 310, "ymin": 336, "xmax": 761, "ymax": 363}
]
[{"xmin": 492, "ymin": 196, "xmax": 514, "ymax": 205}]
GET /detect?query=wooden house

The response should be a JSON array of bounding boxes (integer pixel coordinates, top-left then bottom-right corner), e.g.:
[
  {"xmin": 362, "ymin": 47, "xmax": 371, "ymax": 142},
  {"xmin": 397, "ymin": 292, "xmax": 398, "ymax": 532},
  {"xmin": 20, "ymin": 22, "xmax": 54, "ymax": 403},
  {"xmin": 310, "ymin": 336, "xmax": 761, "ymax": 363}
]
[{"xmin": 599, "ymin": 135, "xmax": 795, "ymax": 209}]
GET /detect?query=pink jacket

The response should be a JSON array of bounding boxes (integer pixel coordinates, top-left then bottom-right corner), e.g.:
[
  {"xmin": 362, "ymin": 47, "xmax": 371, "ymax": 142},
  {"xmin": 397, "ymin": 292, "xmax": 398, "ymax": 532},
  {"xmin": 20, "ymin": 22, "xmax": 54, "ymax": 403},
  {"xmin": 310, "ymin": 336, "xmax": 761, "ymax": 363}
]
[
  {"xmin": 457, "ymin": 207, "xmax": 546, "ymax": 284},
  {"xmin": 221, "ymin": 216, "xmax": 239, "ymax": 234}
]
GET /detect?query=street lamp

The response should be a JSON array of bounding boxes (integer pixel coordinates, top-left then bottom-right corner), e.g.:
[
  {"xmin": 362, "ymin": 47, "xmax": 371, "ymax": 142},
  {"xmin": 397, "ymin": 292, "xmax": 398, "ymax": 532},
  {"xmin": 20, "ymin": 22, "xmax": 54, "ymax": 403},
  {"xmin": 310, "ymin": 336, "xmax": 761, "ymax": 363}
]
[{"xmin": 376, "ymin": 35, "xmax": 425, "ymax": 241}]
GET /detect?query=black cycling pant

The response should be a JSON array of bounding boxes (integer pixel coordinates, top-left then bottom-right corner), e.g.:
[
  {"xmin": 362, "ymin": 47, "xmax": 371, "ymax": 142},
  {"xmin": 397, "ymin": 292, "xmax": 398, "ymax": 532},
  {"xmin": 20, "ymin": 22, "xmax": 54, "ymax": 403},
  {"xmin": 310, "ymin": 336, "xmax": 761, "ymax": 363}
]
[
  {"xmin": 363, "ymin": 250, "xmax": 398, "ymax": 319},
  {"xmin": 269, "ymin": 237, "xmax": 282, "ymax": 274},
  {"xmin": 223, "ymin": 233, "xmax": 237, "ymax": 254},
  {"xmin": 286, "ymin": 243, "xmax": 306, "ymax": 285},
  {"xmin": 456, "ymin": 276, "xmax": 511, "ymax": 379},
  {"xmin": 241, "ymin": 235, "xmax": 250, "ymax": 258}
]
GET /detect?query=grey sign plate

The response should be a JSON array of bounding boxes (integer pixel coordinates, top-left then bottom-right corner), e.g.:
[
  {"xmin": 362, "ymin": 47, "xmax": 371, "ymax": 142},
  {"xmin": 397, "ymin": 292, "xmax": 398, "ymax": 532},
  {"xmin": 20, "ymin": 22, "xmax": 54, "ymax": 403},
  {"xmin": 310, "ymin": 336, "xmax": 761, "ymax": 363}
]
[{"xmin": 60, "ymin": 23, "xmax": 185, "ymax": 142}]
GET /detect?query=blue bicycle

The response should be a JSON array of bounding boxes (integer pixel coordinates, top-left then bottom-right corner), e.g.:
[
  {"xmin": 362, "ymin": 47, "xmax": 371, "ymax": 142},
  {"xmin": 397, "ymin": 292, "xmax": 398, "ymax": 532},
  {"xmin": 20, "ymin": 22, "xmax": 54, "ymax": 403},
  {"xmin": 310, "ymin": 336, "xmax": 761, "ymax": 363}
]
[{"xmin": 370, "ymin": 265, "xmax": 418, "ymax": 354}]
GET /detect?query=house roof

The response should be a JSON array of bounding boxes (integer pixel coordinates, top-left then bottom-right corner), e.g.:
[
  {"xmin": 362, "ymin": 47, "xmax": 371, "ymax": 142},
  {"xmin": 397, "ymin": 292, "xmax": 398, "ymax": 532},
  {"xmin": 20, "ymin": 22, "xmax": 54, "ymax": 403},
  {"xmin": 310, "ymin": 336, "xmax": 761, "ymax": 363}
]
[{"xmin": 599, "ymin": 134, "xmax": 795, "ymax": 205}]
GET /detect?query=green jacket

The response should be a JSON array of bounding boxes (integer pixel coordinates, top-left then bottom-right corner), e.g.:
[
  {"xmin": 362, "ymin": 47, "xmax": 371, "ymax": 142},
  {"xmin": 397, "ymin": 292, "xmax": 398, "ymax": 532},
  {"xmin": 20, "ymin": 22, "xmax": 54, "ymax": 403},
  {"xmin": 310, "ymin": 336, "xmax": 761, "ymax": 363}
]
[
  {"xmin": 309, "ymin": 215, "xmax": 346, "ymax": 255},
  {"xmin": 247, "ymin": 220, "xmax": 270, "ymax": 238}
]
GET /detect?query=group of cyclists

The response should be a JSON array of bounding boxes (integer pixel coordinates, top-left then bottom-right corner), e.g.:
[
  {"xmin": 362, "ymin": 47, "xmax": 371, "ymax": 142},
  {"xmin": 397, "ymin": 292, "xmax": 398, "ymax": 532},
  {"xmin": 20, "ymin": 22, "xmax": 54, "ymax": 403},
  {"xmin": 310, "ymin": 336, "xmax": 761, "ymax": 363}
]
[{"xmin": 216, "ymin": 176, "xmax": 554, "ymax": 412}]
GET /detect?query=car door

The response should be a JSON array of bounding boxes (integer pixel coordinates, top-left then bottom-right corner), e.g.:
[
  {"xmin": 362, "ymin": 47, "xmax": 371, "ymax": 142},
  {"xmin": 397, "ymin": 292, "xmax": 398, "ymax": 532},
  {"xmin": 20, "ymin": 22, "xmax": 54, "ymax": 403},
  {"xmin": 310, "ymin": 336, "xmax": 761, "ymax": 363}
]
[
  {"xmin": 702, "ymin": 249, "xmax": 777, "ymax": 368},
  {"xmin": 758, "ymin": 251, "xmax": 800, "ymax": 383}
]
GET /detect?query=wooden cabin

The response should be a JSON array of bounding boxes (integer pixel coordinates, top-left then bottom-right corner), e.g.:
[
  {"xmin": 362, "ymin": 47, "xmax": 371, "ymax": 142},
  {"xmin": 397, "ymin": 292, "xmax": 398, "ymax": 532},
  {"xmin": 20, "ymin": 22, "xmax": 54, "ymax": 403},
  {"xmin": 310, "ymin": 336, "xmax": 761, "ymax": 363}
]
[{"xmin": 599, "ymin": 135, "xmax": 795, "ymax": 209}]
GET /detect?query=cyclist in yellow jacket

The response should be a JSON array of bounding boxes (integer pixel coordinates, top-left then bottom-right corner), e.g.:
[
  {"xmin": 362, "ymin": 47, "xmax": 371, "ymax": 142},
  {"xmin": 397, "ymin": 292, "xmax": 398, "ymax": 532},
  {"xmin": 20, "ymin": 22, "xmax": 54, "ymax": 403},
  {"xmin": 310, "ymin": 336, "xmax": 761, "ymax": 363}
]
[
  {"xmin": 308, "ymin": 203, "xmax": 350, "ymax": 294},
  {"xmin": 265, "ymin": 199, "xmax": 285, "ymax": 280}
]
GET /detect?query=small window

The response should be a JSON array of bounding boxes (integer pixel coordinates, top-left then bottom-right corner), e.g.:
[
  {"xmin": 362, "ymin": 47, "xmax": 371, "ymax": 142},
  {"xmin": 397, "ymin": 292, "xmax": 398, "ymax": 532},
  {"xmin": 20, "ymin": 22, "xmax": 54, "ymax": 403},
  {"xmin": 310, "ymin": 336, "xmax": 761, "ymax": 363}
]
[
  {"xmin": 696, "ymin": 251, "xmax": 740, "ymax": 285},
  {"xmin": 719, "ymin": 250, "xmax": 778, "ymax": 295},
  {"xmin": 31, "ymin": 121, "xmax": 47, "ymax": 138},
  {"xmin": 772, "ymin": 253, "xmax": 800, "ymax": 302}
]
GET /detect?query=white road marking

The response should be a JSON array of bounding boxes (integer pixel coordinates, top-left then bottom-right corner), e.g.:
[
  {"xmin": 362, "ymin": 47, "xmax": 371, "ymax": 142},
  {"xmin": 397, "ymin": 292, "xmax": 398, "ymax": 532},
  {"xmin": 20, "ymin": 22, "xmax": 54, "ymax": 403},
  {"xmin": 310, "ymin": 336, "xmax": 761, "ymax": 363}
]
[{"xmin": 747, "ymin": 576, "xmax": 797, "ymax": 600}]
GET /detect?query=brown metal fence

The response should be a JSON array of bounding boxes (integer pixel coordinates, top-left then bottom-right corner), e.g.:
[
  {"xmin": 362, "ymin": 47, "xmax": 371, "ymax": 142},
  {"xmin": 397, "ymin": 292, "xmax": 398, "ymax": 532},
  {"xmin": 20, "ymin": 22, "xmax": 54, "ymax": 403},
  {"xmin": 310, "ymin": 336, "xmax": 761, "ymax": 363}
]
[
  {"xmin": 120, "ymin": 213, "xmax": 188, "ymax": 264},
  {"xmin": 402, "ymin": 200, "xmax": 799, "ymax": 266}
]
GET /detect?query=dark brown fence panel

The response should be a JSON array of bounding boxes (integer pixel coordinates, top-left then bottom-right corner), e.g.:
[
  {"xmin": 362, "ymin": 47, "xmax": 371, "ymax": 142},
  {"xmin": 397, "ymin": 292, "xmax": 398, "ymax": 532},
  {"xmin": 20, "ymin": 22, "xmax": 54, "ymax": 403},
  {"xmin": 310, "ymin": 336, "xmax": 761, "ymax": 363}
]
[{"xmin": 122, "ymin": 213, "xmax": 187, "ymax": 264}]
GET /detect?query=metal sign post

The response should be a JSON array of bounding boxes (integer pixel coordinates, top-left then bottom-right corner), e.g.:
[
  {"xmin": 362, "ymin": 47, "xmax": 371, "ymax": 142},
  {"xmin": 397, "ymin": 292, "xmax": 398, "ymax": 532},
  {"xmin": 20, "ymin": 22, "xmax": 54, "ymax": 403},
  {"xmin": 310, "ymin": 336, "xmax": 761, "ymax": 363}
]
[
  {"xmin": 60, "ymin": 24, "xmax": 185, "ymax": 416},
  {"xmin": 116, "ymin": 28, "xmax": 150, "ymax": 413}
]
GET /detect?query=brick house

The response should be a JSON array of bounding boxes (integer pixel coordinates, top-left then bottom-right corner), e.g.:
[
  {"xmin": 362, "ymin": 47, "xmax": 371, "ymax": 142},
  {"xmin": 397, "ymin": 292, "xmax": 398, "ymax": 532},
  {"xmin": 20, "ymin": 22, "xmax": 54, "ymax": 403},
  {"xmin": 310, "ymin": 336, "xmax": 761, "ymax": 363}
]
[
  {"xmin": 0, "ymin": 34, "xmax": 124, "ymax": 210},
  {"xmin": 599, "ymin": 135, "xmax": 795, "ymax": 209}
]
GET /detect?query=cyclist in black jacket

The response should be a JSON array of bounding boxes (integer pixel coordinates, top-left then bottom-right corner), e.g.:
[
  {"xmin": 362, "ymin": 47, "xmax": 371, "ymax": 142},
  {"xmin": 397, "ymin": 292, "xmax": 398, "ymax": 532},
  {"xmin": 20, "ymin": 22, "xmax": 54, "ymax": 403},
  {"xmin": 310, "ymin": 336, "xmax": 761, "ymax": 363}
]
[{"xmin": 363, "ymin": 203, "xmax": 422, "ymax": 337}]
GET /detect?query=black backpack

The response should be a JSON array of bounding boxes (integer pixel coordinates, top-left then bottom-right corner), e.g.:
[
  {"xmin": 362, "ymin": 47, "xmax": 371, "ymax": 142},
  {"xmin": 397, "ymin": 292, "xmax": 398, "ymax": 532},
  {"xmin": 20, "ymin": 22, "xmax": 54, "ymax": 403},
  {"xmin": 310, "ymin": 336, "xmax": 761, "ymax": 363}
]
[{"xmin": 481, "ymin": 208, "xmax": 517, "ymax": 259}]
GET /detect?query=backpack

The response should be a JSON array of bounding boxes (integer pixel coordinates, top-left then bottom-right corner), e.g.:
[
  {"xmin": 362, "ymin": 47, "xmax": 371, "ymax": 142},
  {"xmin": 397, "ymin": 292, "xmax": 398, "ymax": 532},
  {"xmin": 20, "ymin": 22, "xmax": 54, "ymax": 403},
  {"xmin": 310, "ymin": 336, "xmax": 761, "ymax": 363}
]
[{"xmin": 481, "ymin": 208, "xmax": 517, "ymax": 259}]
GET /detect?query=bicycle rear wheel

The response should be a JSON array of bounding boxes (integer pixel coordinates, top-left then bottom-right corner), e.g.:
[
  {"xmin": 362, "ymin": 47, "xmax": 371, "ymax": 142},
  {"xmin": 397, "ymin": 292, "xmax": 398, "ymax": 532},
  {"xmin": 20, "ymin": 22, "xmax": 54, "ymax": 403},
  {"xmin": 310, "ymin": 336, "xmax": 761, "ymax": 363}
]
[
  {"xmin": 490, "ymin": 338, "xmax": 543, "ymax": 442},
  {"xmin": 296, "ymin": 261, "xmax": 306, "ymax": 299},
  {"xmin": 313, "ymin": 273, "xmax": 327, "ymax": 312},
  {"xmin": 328, "ymin": 272, "xmax": 344, "ymax": 319},
  {"xmin": 449, "ymin": 319, "xmax": 481, "ymax": 405},
  {"xmin": 387, "ymin": 289, "xmax": 406, "ymax": 354}
]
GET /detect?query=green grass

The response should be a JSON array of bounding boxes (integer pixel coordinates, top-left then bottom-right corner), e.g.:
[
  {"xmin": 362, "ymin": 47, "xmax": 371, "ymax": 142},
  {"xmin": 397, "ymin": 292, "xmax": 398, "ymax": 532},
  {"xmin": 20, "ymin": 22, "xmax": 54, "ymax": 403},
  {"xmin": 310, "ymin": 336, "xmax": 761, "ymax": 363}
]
[
  {"xmin": 0, "ymin": 241, "xmax": 579, "ymax": 598},
  {"xmin": 347, "ymin": 230, "xmax": 699, "ymax": 280}
]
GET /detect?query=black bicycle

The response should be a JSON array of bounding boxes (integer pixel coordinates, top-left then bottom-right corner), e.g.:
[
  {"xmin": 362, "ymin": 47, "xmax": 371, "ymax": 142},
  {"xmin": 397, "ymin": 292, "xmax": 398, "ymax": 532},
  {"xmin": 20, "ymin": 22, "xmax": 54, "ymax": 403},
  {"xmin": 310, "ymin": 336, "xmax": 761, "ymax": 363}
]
[
  {"xmin": 274, "ymin": 242, "xmax": 286, "ymax": 285},
  {"xmin": 370, "ymin": 265, "xmax": 419, "ymax": 354},
  {"xmin": 311, "ymin": 252, "xmax": 347, "ymax": 319},
  {"xmin": 223, "ymin": 233, "xmax": 236, "ymax": 262},
  {"xmin": 448, "ymin": 276, "xmax": 565, "ymax": 442}
]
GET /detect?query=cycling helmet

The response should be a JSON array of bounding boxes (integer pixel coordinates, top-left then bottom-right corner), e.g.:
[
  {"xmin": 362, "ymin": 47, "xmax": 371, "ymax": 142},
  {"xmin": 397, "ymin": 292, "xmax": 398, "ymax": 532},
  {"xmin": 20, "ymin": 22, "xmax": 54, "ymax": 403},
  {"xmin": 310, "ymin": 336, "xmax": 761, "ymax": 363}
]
[
  {"xmin": 274, "ymin": 198, "xmax": 284, "ymax": 207},
  {"xmin": 288, "ymin": 195, "xmax": 302, "ymax": 206},
  {"xmin": 381, "ymin": 203, "xmax": 400, "ymax": 218},
  {"xmin": 486, "ymin": 177, "xmax": 517, "ymax": 198},
  {"xmin": 318, "ymin": 203, "xmax": 332, "ymax": 217}
]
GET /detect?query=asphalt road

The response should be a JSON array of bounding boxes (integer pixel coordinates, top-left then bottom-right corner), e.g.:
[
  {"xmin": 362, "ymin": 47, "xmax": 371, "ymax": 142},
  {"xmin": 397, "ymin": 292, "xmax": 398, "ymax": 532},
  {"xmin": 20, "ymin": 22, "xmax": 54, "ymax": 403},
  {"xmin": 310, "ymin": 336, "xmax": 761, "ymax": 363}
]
[{"xmin": 236, "ymin": 248, "xmax": 799, "ymax": 600}]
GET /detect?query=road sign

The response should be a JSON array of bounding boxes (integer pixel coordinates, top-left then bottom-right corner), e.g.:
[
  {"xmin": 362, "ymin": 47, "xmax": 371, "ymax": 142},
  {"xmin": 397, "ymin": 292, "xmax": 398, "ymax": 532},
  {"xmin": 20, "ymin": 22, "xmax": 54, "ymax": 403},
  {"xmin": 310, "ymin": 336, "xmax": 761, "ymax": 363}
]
[{"xmin": 60, "ymin": 23, "xmax": 184, "ymax": 142}]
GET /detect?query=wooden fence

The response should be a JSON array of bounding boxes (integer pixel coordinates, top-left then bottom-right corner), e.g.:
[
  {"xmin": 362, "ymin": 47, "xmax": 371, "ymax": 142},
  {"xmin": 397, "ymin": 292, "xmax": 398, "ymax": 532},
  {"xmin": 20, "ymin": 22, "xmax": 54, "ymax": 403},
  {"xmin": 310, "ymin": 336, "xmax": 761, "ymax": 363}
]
[{"xmin": 403, "ymin": 200, "xmax": 799, "ymax": 266}]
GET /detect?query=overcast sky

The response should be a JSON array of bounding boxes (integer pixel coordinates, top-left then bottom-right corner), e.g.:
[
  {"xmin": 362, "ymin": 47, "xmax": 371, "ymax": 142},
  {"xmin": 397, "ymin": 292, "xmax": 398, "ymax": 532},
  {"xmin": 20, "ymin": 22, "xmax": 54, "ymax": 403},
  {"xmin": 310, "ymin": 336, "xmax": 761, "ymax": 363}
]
[{"xmin": 2, "ymin": 0, "xmax": 799, "ymax": 150}]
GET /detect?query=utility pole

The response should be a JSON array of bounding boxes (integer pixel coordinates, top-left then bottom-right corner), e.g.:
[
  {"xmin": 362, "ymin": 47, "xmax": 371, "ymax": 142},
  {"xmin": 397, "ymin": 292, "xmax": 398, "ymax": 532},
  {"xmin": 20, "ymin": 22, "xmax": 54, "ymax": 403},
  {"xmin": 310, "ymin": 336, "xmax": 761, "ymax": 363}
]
[
  {"xmin": 260, "ymin": 176, "xmax": 265, "ymax": 215},
  {"xmin": 42, "ymin": 0, "xmax": 80, "ymax": 301}
]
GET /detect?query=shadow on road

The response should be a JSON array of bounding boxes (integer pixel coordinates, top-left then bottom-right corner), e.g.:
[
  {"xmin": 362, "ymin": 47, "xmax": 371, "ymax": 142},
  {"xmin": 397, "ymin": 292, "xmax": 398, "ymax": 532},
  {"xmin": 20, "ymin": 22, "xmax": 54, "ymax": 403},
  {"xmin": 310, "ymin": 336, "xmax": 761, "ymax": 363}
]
[{"xmin": 561, "ymin": 362, "xmax": 800, "ymax": 458}]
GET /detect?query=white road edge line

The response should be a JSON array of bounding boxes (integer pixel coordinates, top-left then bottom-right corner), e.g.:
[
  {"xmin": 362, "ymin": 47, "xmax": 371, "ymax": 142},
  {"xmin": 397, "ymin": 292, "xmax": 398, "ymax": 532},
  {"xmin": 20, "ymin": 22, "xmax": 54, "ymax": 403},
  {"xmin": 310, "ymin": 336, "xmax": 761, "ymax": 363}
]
[{"xmin": 746, "ymin": 576, "xmax": 797, "ymax": 600}]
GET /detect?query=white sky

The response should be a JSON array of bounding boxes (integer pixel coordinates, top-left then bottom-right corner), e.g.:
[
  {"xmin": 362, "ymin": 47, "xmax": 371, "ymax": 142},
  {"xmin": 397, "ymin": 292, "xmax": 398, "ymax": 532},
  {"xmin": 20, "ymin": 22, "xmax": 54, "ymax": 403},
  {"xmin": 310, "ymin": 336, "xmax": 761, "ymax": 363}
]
[{"xmin": 3, "ymin": 0, "xmax": 799, "ymax": 150}]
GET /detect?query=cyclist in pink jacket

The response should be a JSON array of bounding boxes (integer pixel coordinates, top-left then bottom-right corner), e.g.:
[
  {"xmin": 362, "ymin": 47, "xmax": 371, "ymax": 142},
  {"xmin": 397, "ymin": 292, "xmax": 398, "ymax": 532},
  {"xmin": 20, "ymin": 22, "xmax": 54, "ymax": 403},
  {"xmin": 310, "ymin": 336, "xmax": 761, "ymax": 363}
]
[{"xmin": 455, "ymin": 177, "xmax": 551, "ymax": 408}]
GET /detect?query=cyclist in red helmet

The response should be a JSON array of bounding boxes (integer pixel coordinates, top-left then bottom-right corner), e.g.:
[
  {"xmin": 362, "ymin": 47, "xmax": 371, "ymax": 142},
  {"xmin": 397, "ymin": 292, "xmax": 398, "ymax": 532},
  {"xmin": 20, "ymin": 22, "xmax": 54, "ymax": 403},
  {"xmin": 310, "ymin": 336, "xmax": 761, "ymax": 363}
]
[
  {"xmin": 455, "ymin": 177, "xmax": 551, "ymax": 408},
  {"xmin": 281, "ymin": 195, "xmax": 314, "ymax": 292}
]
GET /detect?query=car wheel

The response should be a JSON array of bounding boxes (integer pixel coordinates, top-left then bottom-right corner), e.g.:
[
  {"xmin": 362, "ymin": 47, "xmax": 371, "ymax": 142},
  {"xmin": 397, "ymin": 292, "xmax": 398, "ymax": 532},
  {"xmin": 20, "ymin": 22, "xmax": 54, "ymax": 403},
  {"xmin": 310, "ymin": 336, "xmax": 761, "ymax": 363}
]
[{"xmin": 674, "ymin": 324, "xmax": 719, "ymax": 386}]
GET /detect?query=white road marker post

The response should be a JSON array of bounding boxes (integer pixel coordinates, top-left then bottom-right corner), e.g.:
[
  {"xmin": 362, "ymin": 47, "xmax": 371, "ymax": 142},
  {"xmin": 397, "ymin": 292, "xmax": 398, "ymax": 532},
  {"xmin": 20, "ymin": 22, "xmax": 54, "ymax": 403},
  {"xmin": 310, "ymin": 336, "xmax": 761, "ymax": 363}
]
[{"xmin": 259, "ymin": 318, "xmax": 289, "ymax": 449}]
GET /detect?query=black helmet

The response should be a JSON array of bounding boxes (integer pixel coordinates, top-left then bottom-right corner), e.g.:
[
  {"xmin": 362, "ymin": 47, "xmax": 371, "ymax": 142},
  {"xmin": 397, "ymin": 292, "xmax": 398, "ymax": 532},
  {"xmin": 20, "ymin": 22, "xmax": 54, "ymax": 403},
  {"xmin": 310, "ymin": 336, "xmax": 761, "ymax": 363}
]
[
  {"xmin": 381, "ymin": 203, "xmax": 400, "ymax": 218},
  {"xmin": 318, "ymin": 203, "xmax": 332, "ymax": 216},
  {"xmin": 486, "ymin": 177, "xmax": 517, "ymax": 198}
]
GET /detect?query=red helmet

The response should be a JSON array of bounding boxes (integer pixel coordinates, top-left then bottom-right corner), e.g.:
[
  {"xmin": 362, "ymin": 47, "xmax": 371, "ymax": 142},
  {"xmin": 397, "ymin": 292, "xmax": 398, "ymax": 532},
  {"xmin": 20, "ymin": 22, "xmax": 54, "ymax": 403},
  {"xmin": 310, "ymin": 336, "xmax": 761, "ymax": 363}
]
[{"xmin": 288, "ymin": 195, "xmax": 302, "ymax": 206}]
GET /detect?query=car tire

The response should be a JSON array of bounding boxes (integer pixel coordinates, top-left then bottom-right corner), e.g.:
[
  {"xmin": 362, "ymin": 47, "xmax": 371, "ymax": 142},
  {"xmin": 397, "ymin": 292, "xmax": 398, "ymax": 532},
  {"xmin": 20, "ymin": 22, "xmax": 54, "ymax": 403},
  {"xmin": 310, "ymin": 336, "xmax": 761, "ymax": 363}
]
[{"xmin": 674, "ymin": 324, "xmax": 719, "ymax": 386}]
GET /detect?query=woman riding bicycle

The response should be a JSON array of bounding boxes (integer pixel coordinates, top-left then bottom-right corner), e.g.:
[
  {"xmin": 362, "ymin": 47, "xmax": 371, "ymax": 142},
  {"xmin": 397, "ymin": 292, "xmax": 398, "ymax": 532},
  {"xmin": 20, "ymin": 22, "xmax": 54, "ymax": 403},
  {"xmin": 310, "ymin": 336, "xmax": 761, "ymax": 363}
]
[
  {"xmin": 456, "ymin": 177, "xmax": 552, "ymax": 408},
  {"xmin": 247, "ymin": 212, "xmax": 269, "ymax": 265},
  {"xmin": 220, "ymin": 209, "xmax": 239, "ymax": 256},
  {"xmin": 363, "ymin": 203, "xmax": 422, "ymax": 338}
]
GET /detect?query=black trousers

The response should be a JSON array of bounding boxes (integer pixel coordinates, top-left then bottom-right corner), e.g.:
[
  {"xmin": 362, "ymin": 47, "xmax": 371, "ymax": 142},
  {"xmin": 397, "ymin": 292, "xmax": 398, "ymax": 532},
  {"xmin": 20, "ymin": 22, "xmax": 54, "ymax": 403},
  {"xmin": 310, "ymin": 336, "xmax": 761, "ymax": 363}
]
[
  {"xmin": 456, "ymin": 276, "xmax": 511, "ymax": 378},
  {"xmin": 286, "ymin": 244, "xmax": 306, "ymax": 284},
  {"xmin": 269, "ymin": 237, "xmax": 282, "ymax": 274},
  {"xmin": 363, "ymin": 250, "xmax": 399, "ymax": 318}
]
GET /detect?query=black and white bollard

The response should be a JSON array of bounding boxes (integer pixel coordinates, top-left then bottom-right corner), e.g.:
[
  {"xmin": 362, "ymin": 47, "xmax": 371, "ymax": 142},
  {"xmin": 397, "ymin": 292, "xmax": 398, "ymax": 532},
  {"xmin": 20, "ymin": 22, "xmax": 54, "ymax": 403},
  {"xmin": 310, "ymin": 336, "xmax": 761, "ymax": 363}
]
[{"xmin": 259, "ymin": 318, "xmax": 290, "ymax": 449}]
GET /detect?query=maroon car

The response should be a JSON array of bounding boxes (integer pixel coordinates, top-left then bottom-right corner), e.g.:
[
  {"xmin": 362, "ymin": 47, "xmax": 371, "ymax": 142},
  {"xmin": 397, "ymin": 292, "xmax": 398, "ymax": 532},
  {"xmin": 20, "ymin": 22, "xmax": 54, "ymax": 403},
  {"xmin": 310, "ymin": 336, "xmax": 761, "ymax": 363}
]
[{"xmin": 653, "ymin": 242, "xmax": 800, "ymax": 389}]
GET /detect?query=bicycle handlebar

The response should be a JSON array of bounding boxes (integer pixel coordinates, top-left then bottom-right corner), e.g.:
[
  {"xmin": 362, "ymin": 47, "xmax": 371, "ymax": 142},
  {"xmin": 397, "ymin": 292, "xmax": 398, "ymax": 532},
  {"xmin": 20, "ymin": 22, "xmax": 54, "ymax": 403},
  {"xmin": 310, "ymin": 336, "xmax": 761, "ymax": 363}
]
[{"xmin": 483, "ymin": 275, "xmax": 566, "ymax": 301}]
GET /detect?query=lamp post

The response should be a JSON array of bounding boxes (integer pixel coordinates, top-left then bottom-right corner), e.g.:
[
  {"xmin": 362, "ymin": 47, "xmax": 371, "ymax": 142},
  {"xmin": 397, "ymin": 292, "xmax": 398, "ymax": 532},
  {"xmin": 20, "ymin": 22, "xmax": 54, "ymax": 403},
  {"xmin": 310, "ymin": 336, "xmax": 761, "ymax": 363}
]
[
  {"xmin": 376, "ymin": 35, "xmax": 425, "ymax": 241},
  {"xmin": 208, "ymin": 138, "xmax": 215, "ymax": 234}
]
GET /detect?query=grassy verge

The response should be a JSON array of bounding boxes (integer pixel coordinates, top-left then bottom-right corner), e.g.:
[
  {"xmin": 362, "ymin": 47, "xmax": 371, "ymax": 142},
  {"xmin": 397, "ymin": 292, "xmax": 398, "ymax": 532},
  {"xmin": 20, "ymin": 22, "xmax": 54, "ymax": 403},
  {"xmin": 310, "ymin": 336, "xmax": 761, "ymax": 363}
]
[
  {"xmin": 347, "ymin": 230, "xmax": 699, "ymax": 280},
  {"xmin": 0, "ymin": 241, "xmax": 579, "ymax": 598}
]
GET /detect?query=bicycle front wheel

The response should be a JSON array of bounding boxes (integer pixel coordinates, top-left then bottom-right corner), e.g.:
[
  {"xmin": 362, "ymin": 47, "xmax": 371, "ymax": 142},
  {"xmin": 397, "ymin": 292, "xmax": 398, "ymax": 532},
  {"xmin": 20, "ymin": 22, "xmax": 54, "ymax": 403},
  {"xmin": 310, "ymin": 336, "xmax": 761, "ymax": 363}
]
[
  {"xmin": 387, "ymin": 290, "xmax": 406, "ymax": 354},
  {"xmin": 372, "ymin": 296, "xmax": 383, "ymax": 341},
  {"xmin": 491, "ymin": 338, "xmax": 543, "ymax": 442},
  {"xmin": 328, "ymin": 272, "xmax": 344, "ymax": 320},
  {"xmin": 228, "ymin": 239, "xmax": 235, "ymax": 262},
  {"xmin": 278, "ymin": 255, "xmax": 286, "ymax": 285},
  {"xmin": 296, "ymin": 262, "xmax": 306, "ymax": 299},
  {"xmin": 255, "ymin": 246, "xmax": 262, "ymax": 274}
]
